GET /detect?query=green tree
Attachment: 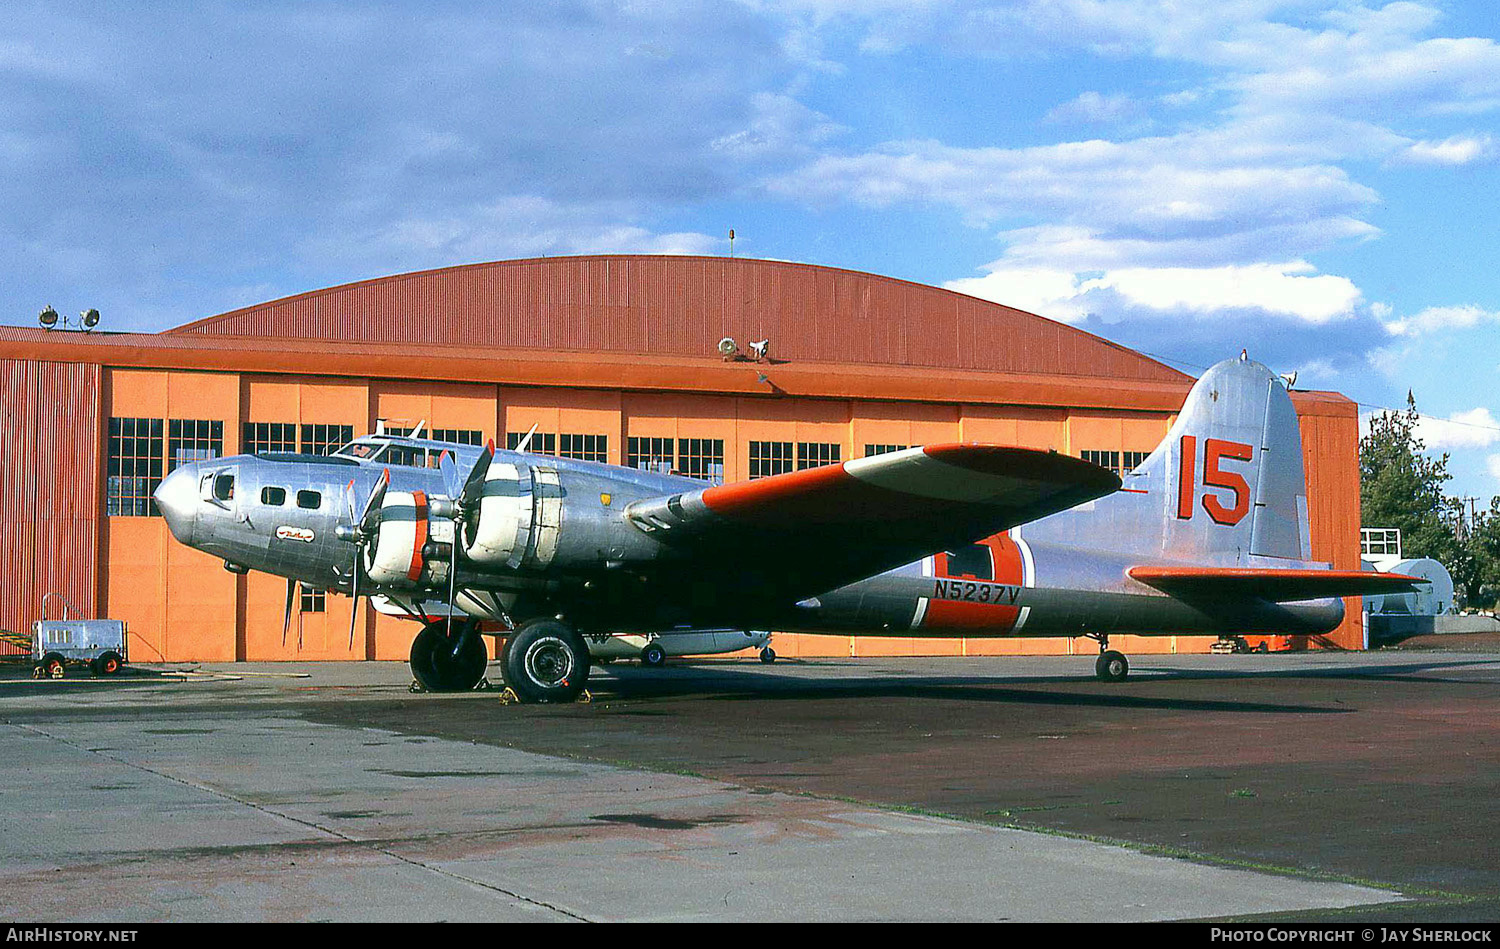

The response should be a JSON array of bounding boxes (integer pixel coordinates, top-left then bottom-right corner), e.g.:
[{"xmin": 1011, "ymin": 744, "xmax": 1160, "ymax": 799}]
[
  {"xmin": 1454, "ymin": 499, "xmax": 1500, "ymax": 607},
  {"xmin": 1360, "ymin": 393, "xmax": 1500, "ymax": 607},
  {"xmin": 1359, "ymin": 393, "xmax": 1458, "ymax": 564}
]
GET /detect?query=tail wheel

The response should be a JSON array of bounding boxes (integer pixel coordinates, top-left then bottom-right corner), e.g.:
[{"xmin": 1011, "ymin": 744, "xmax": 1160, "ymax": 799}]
[
  {"xmin": 503, "ymin": 619, "xmax": 590, "ymax": 703},
  {"xmin": 759, "ymin": 647, "xmax": 776, "ymax": 664},
  {"xmin": 1095, "ymin": 650, "xmax": 1129, "ymax": 682},
  {"xmin": 641, "ymin": 643, "xmax": 666, "ymax": 667},
  {"xmin": 409, "ymin": 620, "xmax": 488, "ymax": 692}
]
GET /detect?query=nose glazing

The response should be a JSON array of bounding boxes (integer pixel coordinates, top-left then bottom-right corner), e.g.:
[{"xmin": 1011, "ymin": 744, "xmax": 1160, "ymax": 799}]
[{"xmin": 154, "ymin": 464, "xmax": 199, "ymax": 545}]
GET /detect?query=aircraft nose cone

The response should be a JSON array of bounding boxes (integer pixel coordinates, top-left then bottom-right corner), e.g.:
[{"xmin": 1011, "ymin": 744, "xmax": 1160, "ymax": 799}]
[{"xmin": 154, "ymin": 465, "xmax": 198, "ymax": 545}]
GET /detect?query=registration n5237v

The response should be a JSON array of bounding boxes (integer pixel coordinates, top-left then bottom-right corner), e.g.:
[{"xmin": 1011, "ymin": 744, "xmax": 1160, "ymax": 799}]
[{"xmin": 931, "ymin": 579, "xmax": 1022, "ymax": 605}]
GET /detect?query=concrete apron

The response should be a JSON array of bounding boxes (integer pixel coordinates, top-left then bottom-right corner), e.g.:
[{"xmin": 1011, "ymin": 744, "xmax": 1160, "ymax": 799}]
[{"xmin": 1, "ymin": 714, "xmax": 1396, "ymax": 922}]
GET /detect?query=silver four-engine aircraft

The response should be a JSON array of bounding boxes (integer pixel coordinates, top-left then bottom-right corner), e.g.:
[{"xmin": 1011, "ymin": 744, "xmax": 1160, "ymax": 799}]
[{"xmin": 154, "ymin": 354, "xmax": 1419, "ymax": 702}]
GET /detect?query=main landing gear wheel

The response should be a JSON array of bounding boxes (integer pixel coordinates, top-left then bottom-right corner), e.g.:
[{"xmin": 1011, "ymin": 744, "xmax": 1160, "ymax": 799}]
[
  {"xmin": 503, "ymin": 619, "xmax": 590, "ymax": 703},
  {"xmin": 409, "ymin": 619, "xmax": 488, "ymax": 693},
  {"xmin": 1095, "ymin": 649, "xmax": 1129, "ymax": 682},
  {"xmin": 641, "ymin": 643, "xmax": 666, "ymax": 667}
]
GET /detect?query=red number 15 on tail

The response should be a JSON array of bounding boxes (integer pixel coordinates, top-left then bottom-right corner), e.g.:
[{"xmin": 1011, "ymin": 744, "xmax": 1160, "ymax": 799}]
[{"xmin": 1176, "ymin": 435, "xmax": 1253, "ymax": 525}]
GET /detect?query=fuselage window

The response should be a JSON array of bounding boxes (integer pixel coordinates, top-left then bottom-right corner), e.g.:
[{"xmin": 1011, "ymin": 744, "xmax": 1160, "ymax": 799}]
[
  {"xmin": 296, "ymin": 489, "xmax": 322, "ymax": 510},
  {"xmin": 213, "ymin": 473, "xmax": 235, "ymax": 502},
  {"xmin": 261, "ymin": 486, "xmax": 287, "ymax": 506},
  {"xmin": 384, "ymin": 445, "xmax": 423, "ymax": 468},
  {"xmin": 944, "ymin": 543, "xmax": 994, "ymax": 581}
]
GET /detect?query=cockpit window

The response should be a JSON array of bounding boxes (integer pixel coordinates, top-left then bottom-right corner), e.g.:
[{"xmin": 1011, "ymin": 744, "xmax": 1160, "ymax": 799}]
[
  {"xmin": 296, "ymin": 489, "xmax": 322, "ymax": 510},
  {"xmin": 213, "ymin": 473, "xmax": 235, "ymax": 502},
  {"xmin": 261, "ymin": 486, "xmax": 286, "ymax": 506},
  {"xmin": 335, "ymin": 441, "xmax": 384, "ymax": 460}
]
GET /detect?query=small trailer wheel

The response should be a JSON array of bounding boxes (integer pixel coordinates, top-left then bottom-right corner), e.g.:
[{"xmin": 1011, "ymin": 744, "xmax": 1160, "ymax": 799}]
[
  {"xmin": 41, "ymin": 654, "xmax": 66, "ymax": 679},
  {"xmin": 97, "ymin": 652, "xmax": 123, "ymax": 675}
]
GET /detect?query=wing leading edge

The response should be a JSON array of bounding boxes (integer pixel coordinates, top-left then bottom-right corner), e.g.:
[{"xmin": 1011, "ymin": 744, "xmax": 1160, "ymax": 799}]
[
  {"xmin": 627, "ymin": 444, "xmax": 1120, "ymax": 603},
  {"xmin": 1128, "ymin": 566, "xmax": 1423, "ymax": 601}
]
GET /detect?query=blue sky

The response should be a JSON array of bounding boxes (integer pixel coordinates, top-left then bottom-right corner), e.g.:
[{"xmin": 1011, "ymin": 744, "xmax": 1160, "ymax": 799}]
[{"xmin": 4, "ymin": 1, "xmax": 1500, "ymax": 502}]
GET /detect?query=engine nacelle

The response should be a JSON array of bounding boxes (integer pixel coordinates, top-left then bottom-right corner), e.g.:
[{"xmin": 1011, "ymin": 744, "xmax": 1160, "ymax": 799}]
[
  {"xmin": 461, "ymin": 462, "xmax": 560, "ymax": 569},
  {"xmin": 364, "ymin": 490, "xmax": 431, "ymax": 586}
]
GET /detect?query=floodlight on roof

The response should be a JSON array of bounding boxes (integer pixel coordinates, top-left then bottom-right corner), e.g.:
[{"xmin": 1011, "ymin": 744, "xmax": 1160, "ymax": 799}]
[
  {"xmin": 81, "ymin": 308, "xmax": 100, "ymax": 330},
  {"xmin": 718, "ymin": 336, "xmax": 738, "ymax": 359},
  {"xmin": 39, "ymin": 305, "xmax": 58, "ymax": 329}
]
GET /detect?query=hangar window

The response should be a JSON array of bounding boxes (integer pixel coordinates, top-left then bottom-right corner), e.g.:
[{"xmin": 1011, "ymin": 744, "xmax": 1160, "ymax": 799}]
[
  {"xmin": 261, "ymin": 486, "xmax": 286, "ymax": 506},
  {"xmin": 749, "ymin": 441, "xmax": 795, "ymax": 479},
  {"xmin": 559, "ymin": 434, "xmax": 608, "ymax": 462},
  {"xmin": 507, "ymin": 431, "xmax": 557, "ymax": 455},
  {"xmin": 106, "ymin": 417, "xmax": 164, "ymax": 517},
  {"xmin": 676, "ymin": 439, "xmax": 725, "ymax": 484},
  {"xmin": 296, "ymin": 489, "xmax": 322, "ymax": 510},
  {"xmin": 301, "ymin": 424, "xmax": 355, "ymax": 457},
  {"xmin": 299, "ymin": 584, "xmax": 325, "ymax": 613},
  {"xmin": 1080, "ymin": 450, "xmax": 1122, "ymax": 475},
  {"xmin": 796, "ymin": 442, "xmax": 841, "ymax": 471},
  {"xmin": 244, "ymin": 422, "xmax": 297, "ymax": 454},
  {"xmin": 431, "ymin": 428, "xmax": 484, "ymax": 446},
  {"xmin": 863, "ymin": 444, "xmax": 909, "ymax": 457},
  {"xmin": 1123, "ymin": 451, "xmax": 1150, "ymax": 473},
  {"xmin": 168, "ymin": 419, "xmax": 223, "ymax": 472},
  {"xmin": 628, "ymin": 437, "xmax": 674, "ymax": 473}
]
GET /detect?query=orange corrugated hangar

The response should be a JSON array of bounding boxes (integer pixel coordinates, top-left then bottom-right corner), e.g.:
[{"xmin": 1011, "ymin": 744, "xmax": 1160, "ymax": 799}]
[{"xmin": 0, "ymin": 255, "xmax": 1363, "ymax": 663}]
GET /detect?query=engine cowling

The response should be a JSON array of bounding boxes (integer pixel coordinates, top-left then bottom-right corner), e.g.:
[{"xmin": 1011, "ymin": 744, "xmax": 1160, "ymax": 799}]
[
  {"xmin": 461, "ymin": 462, "xmax": 560, "ymax": 569},
  {"xmin": 364, "ymin": 490, "xmax": 433, "ymax": 587}
]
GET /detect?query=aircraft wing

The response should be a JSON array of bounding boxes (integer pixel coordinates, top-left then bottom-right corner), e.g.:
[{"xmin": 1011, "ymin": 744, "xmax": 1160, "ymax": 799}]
[
  {"xmin": 1127, "ymin": 566, "xmax": 1423, "ymax": 601},
  {"xmin": 626, "ymin": 444, "xmax": 1119, "ymax": 603}
]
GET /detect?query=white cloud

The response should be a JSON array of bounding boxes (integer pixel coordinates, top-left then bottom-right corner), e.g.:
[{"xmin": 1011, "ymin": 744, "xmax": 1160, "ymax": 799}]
[
  {"xmin": 1045, "ymin": 91, "xmax": 1142, "ymax": 124},
  {"xmin": 947, "ymin": 259, "xmax": 1360, "ymax": 325},
  {"xmin": 1383, "ymin": 304, "xmax": 1500, "ymax": 337},
  {"xmin": 945, "ymin": 266, "xmax": 1091, "ymax": 323},
  {"xmin": 1397, "ymin": 134, "xmax": 1497, "ymax": 165},
  {"xmin": 1488, "ymin": 454, "xmax": 1500, "ymax": 484},
  {"xmin": 1416, "ymin": 408, "xmax": 1500, "ymax": 450},
  {"xmin": 1090, "ymin": 262, "xmax": 1361, "ymax": 323}
]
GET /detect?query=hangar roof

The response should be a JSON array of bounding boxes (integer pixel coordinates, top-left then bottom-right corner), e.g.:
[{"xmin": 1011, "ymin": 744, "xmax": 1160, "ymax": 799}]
[
  {"xmin": 167, "ymin": 255, "xmax": 1187, "ymax": 384},
  {"xmin": 4, "ymin": 256, "xmax": 1356, "ymax": 416}
]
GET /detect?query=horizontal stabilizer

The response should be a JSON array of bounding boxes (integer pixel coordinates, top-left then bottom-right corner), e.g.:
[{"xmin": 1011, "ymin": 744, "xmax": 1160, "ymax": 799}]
[{"xmin": 1128, "ymin": 566, "xmax": 1423, "ymax": 601}]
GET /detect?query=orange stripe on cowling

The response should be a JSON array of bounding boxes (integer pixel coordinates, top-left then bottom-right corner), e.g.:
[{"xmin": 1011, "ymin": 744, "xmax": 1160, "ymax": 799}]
[{"xmin": 408, "ymin": 491, "xmax": 429, "ymax": 582}]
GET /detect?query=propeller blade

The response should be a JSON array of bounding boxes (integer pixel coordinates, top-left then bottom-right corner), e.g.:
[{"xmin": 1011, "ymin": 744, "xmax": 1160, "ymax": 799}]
[
  {"xmin": 459, "ymin": 440, "xmax": 495, "ymax": 509},
  {"xmin": 359, "ymin": 468, "xmax": 390, "ymax": 533},
  {"xmin": 447, "ymin": 519, "xmax": 460, "ymax": 620},
  {"xmin": 439, "ymin": 449, "xmax": 461, "ymax": 499},
  {"xmin": 514, "ymin": 424, "xmax": 538, "ymax": 454},
  {"xmin": 281, "ymin": 577, "xmax": 295, "ymax": 648},
  {"xmin": 348, "ymin": 558, "xmax": 361, "ymax": 651}
]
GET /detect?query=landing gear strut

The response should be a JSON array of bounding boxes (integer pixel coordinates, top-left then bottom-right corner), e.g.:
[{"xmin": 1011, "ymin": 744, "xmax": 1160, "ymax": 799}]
[
  {"xmin": 409, "ymin": 619, "xmax": 488, "ymax": 692},
  {"xmin": 1086, "ymin": 633, "xmax": 1129, "ymax": 682}
]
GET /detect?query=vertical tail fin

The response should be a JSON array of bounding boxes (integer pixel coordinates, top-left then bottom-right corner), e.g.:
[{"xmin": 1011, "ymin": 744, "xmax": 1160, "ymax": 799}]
[{"xmin": 1031, "ymin": 354, "xmax": 1311, "ymax": 564}]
